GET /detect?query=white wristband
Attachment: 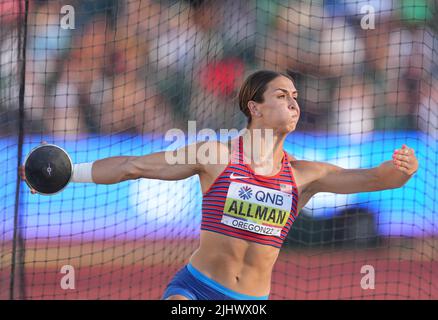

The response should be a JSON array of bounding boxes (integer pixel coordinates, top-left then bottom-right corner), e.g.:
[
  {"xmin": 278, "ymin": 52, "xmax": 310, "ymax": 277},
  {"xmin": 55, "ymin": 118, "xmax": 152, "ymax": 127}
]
[{"xmin": 71, "ymin": 162, "xmax": 94, "ymax": 183}]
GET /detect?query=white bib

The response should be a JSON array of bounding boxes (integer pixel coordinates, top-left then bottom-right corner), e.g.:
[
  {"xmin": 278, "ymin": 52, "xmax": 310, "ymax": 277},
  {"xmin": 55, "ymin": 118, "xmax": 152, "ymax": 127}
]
[{"xmin": 221, "ymin": 182, "xmax": 293, "ymax": 237}]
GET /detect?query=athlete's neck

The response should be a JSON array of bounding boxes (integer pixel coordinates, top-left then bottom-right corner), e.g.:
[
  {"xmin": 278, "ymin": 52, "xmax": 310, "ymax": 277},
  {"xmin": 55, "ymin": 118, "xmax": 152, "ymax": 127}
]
[{"xmin": 241, "ymin": 127, "xmax": 286, "ymax": 176}]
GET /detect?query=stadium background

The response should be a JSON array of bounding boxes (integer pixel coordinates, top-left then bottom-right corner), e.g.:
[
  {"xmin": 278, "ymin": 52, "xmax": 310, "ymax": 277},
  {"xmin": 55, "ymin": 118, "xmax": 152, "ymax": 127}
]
[{"xmin": 1, "ymin": 0, "xmax": 437, "ymax": 299}]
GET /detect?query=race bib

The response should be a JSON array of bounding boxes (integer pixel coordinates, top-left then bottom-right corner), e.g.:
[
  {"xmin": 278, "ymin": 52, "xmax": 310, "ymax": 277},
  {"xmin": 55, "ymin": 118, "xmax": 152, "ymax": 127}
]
[{"xmin": 221, "ymin": 182, "xmax": 292, "ymax": 237}]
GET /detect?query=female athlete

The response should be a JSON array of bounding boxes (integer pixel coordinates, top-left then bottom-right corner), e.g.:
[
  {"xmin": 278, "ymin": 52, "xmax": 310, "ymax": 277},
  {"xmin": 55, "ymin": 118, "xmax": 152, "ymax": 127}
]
[{"xmin": 20, "ymin": 70, "xmax": 419, "ymax": 300}]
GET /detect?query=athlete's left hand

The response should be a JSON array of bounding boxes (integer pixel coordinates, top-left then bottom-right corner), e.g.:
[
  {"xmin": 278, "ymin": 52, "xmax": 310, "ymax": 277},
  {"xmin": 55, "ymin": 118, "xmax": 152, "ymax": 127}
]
[{"xmin": 392, "ymin": 144, "xmax": 418, "ymax": 176}]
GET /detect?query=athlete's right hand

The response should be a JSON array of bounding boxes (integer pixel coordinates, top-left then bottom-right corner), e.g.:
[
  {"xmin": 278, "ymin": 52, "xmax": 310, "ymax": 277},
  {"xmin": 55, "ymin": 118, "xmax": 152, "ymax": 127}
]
[{"xmin": 19, "ymin": 141, "xmax": 48, "ymax": 194}]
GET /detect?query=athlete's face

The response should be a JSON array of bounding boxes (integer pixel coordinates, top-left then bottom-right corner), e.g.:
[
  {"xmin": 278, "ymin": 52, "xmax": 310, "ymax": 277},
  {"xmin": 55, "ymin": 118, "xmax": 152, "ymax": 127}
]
[{"xmin": 251, "ymin": 76, "xmax": 300, "ymax": 133}]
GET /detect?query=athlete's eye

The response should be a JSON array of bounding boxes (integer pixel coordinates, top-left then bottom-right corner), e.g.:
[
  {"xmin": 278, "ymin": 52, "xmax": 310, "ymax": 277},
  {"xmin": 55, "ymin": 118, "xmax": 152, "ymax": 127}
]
[{"xmin": 278, "ymin": 95, "xmax": 286, "ymax": 99}]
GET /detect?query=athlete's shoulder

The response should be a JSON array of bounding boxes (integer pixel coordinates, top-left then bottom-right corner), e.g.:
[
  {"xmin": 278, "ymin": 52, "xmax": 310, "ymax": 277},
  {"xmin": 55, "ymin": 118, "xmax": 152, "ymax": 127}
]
[
  {"xmin": 195, "ymin": 139, "xmax": 230, "ymax": 151},
  {"xmin": 195, "ymin": 140, "xmax": 232, "ymax": 164},
  {"xmin": 284, "ymin": 153, "xmax": 327, "ymax": 177},
  {"xmin": 285, "ymin": 152, "xmax": 320, "ymax": 167},
  {"xmin": 285, "ymin": 151, "xmax": 297, "ymax": 162},
  {"xmin": 285, "ymin": 151, "xmax": 312, "ymax": 167}
]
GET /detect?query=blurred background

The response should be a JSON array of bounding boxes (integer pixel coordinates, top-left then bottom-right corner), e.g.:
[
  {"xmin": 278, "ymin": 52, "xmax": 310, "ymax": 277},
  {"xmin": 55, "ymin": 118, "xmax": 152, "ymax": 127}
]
[{"xmin": 1, "ymin": 0, "xmax": 437, "ymax": 299}]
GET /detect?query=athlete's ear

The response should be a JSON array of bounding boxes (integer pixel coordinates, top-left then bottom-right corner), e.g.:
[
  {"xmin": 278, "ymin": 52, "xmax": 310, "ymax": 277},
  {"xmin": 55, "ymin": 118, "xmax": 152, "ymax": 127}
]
[{"xmin": 247, "ymin": 101, "xmax": 261, "ymax": 117}]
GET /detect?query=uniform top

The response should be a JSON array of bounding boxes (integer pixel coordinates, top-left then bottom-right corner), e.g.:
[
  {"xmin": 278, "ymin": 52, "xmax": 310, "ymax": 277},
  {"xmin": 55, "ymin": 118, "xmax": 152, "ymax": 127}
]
[{"xmin": 201, "ymin": 135, "xmax": 299, "ymax": 248}]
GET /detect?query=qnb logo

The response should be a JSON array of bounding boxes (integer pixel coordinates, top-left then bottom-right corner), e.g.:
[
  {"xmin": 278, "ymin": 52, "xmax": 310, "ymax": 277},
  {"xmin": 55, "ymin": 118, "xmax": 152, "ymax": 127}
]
[
  {"xmin": 238, "ymin": 186, "xmax": 253, "ymax": 200},
  {"xmin": 255, "ymin": 191, "xmax": 284, "ymax": 206}
]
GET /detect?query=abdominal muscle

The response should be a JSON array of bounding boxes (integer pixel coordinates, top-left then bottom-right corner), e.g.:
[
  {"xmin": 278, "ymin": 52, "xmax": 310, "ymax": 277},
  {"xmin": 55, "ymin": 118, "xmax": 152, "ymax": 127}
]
[{"xmin": 189, "ymin": 230, "xmax": 280, "ymax": 297}]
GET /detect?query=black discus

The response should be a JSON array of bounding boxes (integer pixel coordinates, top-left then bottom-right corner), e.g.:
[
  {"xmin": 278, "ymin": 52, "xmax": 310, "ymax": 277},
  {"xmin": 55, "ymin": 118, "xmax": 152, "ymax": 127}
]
[{"xmin": 24, "ymin": 144, "xmax": 73, "ymax": 195}]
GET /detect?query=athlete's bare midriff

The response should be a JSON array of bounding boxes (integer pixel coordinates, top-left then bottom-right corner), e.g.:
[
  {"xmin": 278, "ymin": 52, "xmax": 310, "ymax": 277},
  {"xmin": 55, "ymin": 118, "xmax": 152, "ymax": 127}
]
[{"xmin": 189, "ymin": 230, "xmax": 279, "ymax": 296}]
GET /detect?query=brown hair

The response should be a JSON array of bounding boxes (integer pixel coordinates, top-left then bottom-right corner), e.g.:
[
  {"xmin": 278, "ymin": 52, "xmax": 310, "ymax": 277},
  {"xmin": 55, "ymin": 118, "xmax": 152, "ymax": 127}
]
[{"xmin": 238, "ymin": 70, "xmax": 294, "ymax": 124}]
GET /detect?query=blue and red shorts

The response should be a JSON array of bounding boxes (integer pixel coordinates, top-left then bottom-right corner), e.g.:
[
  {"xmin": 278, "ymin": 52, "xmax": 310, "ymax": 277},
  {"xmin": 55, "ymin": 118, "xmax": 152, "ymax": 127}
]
[{"xmin": 162, "ymin": 263, "xmax": 269, "ymax": 300}]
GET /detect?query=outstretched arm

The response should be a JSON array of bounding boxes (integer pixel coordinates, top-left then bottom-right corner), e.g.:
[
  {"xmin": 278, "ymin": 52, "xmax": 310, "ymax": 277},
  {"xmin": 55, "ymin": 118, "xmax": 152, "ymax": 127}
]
[
  {"xmin": 92, "ymin": 144, "xmax": 203, "ymax": 184},
  {"xmin": 308, "ymin": 144, "xmax": 419, "ymax": 194},
  {"xmin": 20, "ymin": 141, "xmax": 220, "ymax": 191}
]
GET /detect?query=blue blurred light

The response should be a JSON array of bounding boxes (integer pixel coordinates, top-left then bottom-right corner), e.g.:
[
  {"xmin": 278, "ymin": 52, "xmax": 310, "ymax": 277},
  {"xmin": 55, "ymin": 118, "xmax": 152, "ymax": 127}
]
[{"xmin": 1, "ymin": 132, "xmax": 436, "ymax": 239}]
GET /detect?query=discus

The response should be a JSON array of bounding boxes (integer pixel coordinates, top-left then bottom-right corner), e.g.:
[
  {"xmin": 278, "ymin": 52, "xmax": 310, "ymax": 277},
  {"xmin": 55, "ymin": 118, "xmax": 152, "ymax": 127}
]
[{"xmin": 23, "ymin": 144, "xmax": 73, "ymax": 195}]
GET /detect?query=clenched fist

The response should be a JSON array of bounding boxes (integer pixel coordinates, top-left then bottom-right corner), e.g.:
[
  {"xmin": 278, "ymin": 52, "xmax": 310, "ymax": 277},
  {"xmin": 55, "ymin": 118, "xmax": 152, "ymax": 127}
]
[{"xmin": 392, "ymin": 144, "xmax": 418, "ymax": 176}]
